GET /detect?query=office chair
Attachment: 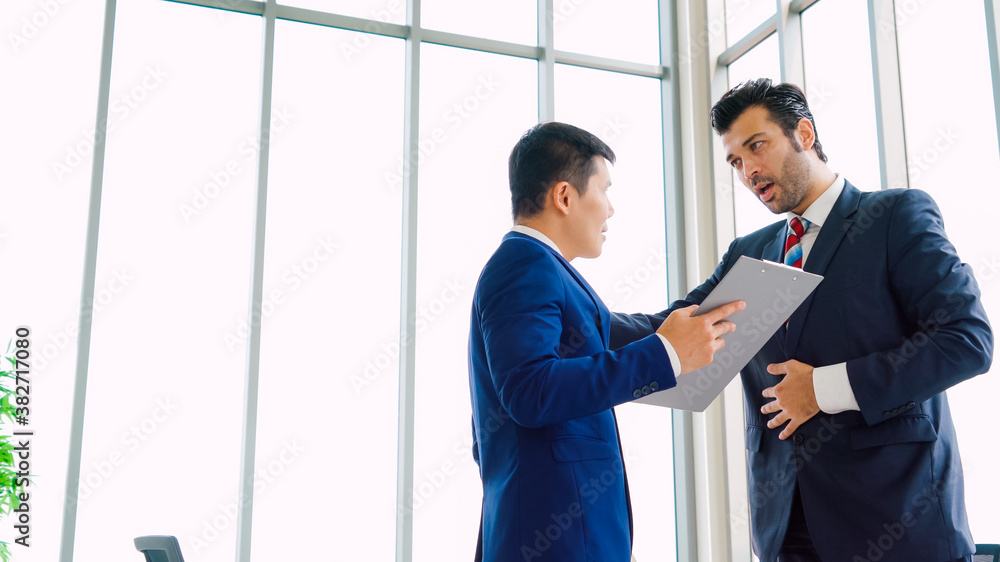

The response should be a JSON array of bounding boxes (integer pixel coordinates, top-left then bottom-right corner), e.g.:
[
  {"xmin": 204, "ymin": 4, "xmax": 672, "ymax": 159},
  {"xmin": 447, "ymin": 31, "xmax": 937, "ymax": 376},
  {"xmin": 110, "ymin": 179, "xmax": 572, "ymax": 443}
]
[
  {"xmin": 134, "ymin": 535, "xmax": 185, "ymax": 562},
  {"xmin": 975, "ymin": 543, "xmax": 1000, "ymax": 562}
]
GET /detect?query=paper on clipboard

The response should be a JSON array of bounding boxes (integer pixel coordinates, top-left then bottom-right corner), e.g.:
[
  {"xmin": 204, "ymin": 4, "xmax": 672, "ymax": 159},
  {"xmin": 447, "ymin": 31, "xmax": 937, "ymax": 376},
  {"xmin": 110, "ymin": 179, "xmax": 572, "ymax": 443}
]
[{"xmin": 634, "ymin": 255, "xmax": 823, "ymax": 412}]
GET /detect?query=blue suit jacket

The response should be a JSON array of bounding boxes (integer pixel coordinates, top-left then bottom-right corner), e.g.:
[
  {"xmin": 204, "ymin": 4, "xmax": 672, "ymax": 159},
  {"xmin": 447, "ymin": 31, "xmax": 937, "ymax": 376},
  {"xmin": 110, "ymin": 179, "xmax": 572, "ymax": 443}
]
[
  {"xmin": 468, "ymin": 231, "xmax": 676, "ymax": 562},
  {"xmin": 613, "ymin": 182, "xmax": 993, "ymax": 561}
]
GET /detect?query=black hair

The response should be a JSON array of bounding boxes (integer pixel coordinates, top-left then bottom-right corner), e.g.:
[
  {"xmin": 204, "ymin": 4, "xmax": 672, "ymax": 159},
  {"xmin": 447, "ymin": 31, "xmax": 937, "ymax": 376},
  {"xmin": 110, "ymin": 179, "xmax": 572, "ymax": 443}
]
[
  {"xmin": 508, "ymin": 122, "xmax": 616, "ymax": 219},
  {"xmin": 711, "ymin": 78, "xmax": 828, "ymax": 163}
]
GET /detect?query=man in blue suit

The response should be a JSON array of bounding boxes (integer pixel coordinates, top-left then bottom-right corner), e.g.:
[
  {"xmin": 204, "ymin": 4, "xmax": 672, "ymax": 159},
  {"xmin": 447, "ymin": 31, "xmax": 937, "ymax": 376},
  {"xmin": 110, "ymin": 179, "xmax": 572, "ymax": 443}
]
[
  {"xmin": 618, "ymin": 79, "xmax": 992, "ymax": 561},
  {"xmin": 468, "ymin": 122, "xmax": 744, "ymax": 561}
]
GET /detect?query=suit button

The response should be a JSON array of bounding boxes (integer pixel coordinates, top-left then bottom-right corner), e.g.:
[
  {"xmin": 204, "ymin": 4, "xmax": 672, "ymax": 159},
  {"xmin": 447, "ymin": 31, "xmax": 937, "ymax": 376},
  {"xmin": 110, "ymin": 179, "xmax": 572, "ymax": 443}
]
[
  {"xmin": 650, "ymin": 381, "xmax": 659, "ymax": 391},
  {"xmin": 641, "ymin": 385, "xmax": 651, "ymax": 396},
  {"xmin": 632, "ymin": 389, "xmax": 642, "ymax": 399},
  {"xmin": 883, "ymin": 411, "xmax": 892, "ymax": 418},
  {"xmin": 906, "ymin": 401, "xmax": 915, "ymax": 409},
  {"xmin": 792, "ymin": 434, "xmax": 804, "ymax": 445}
]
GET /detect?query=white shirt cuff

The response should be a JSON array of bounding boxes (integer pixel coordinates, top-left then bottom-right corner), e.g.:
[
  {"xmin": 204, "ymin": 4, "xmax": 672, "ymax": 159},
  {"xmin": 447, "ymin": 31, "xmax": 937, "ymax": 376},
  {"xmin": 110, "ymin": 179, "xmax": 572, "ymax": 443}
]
[
  {"xmin": 813, "ymin": 362, "xmax": 860, "ymax": 414},
  {"xmin": 655, "ymin": 333, "xmax": 683, "ymax": 378}
]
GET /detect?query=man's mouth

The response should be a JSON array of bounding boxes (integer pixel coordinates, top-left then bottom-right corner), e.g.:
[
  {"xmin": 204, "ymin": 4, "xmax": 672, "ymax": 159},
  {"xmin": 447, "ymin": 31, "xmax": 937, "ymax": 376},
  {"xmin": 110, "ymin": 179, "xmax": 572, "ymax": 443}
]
[{"xmin": 756, "ymin": 182, "xmax": 775, "ymax": 202}]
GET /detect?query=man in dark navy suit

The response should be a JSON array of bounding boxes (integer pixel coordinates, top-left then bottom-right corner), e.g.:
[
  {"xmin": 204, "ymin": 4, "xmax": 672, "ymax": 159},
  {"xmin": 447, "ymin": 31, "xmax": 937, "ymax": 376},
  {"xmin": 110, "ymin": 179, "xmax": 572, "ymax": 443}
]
[
  {"xmin": 468, "ymin": 122, "xmax": 743, "ymax": 561},
  {"xmin": 616, "ymin": 79, "xmax": 993, "ymax": 562}
]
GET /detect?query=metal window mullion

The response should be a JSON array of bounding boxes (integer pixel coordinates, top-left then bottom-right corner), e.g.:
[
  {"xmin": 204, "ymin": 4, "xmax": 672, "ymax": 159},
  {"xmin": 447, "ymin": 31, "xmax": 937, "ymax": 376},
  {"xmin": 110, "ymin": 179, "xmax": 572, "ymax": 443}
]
[
  {"xmin": 59, "ymin": 1, "xmax": 118, "ymax": 561},
  {"xmin": 717, "ymin": 16, "xmax": 777, "ymax": 68},
  {"xmin": 164, "ymin": 0, "xmax": 263, "ymax": 15},
  {"xmin": 986, "ymin": 0, "xmax": 1000, "ymax": 157},
  {"xmin": 395, "ymin": 1, "xmax": 421, "ymax": 561},
  {"xmin": 867, "ymin": 0, "xmax": 909, "ymax": 189},
  {"xmin": 538, "ymin": 0, "xmax": 554, "ymax": 121},
  {"xmin": 234, "ymin": 1, "xmax": 277, "ymax": 561},
  {"xmin": 554, "ymin": 50, "xmax": 666, "ymax": 79},
  {"xmin": 660, "ymin": 3, "xmax": 696, "ymax": 562},
  {"xmin": 777, "ymin": 0, "xmax": 805, "ymax": 87}
]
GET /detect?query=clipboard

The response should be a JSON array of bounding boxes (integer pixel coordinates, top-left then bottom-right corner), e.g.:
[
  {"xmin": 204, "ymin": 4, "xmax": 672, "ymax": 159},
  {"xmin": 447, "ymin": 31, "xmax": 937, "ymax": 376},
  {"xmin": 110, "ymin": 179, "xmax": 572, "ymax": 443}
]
[{"xmin": 634, "ymin": 255, "xmax": 823, "ymax": 411}]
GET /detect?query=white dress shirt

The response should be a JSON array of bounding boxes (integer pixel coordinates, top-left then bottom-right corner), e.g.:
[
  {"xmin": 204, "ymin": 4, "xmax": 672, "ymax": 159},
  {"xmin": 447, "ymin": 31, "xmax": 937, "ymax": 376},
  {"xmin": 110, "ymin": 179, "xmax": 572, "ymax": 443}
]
[
  {"xmin": 786, "ymin": 175, "xmax": 861, "ymax": 414},
  {"xmin": 510, "ymin": 225, "xmax": 683, "ymax": 379}
]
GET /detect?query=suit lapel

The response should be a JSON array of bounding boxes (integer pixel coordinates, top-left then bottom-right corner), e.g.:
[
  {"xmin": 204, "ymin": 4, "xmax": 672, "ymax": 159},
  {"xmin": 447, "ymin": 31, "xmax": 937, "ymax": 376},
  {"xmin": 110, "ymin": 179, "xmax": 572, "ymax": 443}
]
[
  {"xmin": 505, "ymin": 232, "xmax": 610, "ymax": 348},
  {"xmin": 557, "ymin": 257, "xmax": 610, "ymax": 349},
  {"xmin": 784, "ymin": 182, "xmax": 862, "ymax": 356}
]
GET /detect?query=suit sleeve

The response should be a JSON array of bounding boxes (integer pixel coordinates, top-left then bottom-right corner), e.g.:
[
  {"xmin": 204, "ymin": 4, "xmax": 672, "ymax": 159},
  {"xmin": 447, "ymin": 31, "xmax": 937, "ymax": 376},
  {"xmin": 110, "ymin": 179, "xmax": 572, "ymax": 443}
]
[
  {"xmin": 847, "ymin": 189, "xmax": 993, "ymax": 425},
  {"xmin": 479, "ymin": 250, "xmax": 677, "ymax": 428},
  {"xmin": 609, "ymin": 238, "xmax": 740, "ymax": 350}
]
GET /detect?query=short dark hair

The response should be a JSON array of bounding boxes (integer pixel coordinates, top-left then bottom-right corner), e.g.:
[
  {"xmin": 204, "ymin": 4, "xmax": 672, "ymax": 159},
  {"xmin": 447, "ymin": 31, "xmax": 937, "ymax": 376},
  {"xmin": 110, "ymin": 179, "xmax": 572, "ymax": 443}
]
[
  {"xmin": 508, "ymin": 122, "xmax": 616, "ymax": 219},
  {"xmin": 711, "ymin": 78, "xmax": 828, "ymax": 163}
]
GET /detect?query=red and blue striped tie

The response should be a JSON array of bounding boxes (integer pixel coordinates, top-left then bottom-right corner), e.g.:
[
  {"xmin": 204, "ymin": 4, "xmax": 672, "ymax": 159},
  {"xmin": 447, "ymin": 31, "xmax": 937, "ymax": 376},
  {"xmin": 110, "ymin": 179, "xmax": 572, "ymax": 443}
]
[{"xmin": 784, "ymin": 216, "xmax": 810, "ymax": 269}]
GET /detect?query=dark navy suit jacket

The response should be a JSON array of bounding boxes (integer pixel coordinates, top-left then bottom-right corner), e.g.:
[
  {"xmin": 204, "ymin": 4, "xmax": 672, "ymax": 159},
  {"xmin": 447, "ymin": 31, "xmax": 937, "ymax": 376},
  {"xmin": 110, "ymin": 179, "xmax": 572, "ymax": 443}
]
[
  {"xmin": 469, "ymin": 231, "xmax": 676, "ymax": 561},
  {"xmin": 613, "ymin": 182, "xmax": 993, "ymax": 561}
]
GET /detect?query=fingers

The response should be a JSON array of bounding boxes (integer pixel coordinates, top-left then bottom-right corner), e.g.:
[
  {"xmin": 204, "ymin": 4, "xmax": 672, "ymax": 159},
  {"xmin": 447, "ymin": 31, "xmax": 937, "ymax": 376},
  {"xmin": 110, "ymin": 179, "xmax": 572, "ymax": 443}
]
[
  {"xmin": 779, "ymin": 419, "xmax": 802, "ymax": 440},
  {"xmin": 766, "ymin": 411, "xmax": 788, "ymax": 429},
  {"xmin": 761, "ymin": 386, "xmax": 776, "ymax": 399},
  {"xmin": 701, "ymin": 300, "xmax": 746, "ymax": 324},
  {"xmin": 767, "ymin": 362, "xmax": 789, "ymax": 375},
  {"xmin": 669, "ymin": 305, "xmax": 698, "ymax": 319},
  {"xmin": 760, "ymin": 399, "xmax": 780, "ymax": 414},
  {"xmin": 711, "ymin": 321, "xmax": 737, "ymax": 337}
]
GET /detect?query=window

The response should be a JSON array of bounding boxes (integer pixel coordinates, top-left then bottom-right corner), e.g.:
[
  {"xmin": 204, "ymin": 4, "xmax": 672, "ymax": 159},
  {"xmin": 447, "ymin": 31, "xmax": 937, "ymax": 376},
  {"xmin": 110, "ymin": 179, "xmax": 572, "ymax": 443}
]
[
  {"xmin": 556, "ymin": 63, "xmax": 675, "ymax": 560},
  {"xmin": 19, "ymin": 1, "xmax": 685, "ymax": 560},
  {"xmin": 413, "ymin": 44, "xmax": 537, "ymax": 562},
  {"xmin": 895, "ymin": 0, "xmax": 1000, "ymax": 542},
  {"xmin": 709, "ymin": 0, "xmax": 1000, "ymax": 559},
  {"xmin": 74, "ymin": 2, "xmax": 261, "ymax": 560}
]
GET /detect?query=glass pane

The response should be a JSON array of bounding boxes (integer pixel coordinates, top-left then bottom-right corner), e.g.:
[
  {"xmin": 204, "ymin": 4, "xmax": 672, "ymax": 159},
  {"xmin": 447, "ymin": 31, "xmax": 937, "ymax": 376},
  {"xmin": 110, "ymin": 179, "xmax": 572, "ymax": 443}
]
[
  {"xmin": 422, "ymin": 0, "xmax": 536, "ymax": 45},
  {"xmin": 0, "ymin": 0, "xmax": 105, "ymax": 559},
  {"xmin": 726, "ymin": 0, "xmax": 775, "ymax": 47},
  {"xmin": 801, "ymin": 0, "xmax": 881, "ymax": 191},
  {"xmin": 896, "ymin": 0, "xmax": 1000, "ymax": 542},
  {"xmin": 554, "ymin": 0, "xmax": 660, "ymax": 65},
  {"xmin": 277, "ymin": 0, "xmax": 405, "ymax": 25},
  {"xmin": 726, "ymin": 34, "xmax": 782, "ymax": 237},
  {"xmin": 247, "ymin": 21, "xmax": 405, "ymax": 561},
  {"xmin": 73, "ymin": 2, "xmax": 261, "ymax": 561},
  {"xmin": 413, "ymin": 44, "xmax": 537, "ymax": 562},
  {"xmin": 555, "ymin": 64, "xmax": 676, "ymax": 560}
]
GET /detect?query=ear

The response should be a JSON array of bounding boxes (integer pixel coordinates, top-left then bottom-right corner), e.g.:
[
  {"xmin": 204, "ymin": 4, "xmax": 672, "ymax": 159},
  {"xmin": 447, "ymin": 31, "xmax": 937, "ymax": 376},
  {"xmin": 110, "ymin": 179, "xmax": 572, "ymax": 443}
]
[
  {"xmin": 550, "ymin": 181, "xmax": 574, "ymax": 216},
  {"xmin": 795, "ymin": 117, "xmax": 816, "ymax": 152}
]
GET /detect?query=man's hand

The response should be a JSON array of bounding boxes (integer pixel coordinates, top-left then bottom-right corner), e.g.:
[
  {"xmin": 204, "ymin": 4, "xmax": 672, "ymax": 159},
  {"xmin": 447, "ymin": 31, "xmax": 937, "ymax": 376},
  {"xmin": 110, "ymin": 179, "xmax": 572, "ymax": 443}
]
[
  {"xmin": 656, "ymin": 301, "xmax": 744, "ymax": 374},
  {"xmin": 761, "ymin": 359, "xmax": 820, "ymax": 439}
]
